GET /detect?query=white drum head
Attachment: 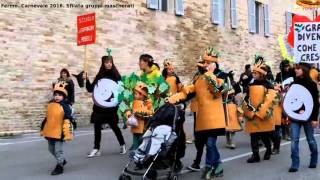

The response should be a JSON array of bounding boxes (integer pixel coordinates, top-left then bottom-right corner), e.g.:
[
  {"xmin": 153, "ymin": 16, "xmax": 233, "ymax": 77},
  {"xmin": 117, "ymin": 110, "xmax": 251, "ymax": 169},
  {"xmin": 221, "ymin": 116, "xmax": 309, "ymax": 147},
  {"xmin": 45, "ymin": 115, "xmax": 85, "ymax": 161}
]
[
  {"xmin": 93, "ymin": 78, "xmax": 119, "ymax": 108},
  {"xmin": 283, "ymin": 84, "xmax": 314, "ymax": 121}
]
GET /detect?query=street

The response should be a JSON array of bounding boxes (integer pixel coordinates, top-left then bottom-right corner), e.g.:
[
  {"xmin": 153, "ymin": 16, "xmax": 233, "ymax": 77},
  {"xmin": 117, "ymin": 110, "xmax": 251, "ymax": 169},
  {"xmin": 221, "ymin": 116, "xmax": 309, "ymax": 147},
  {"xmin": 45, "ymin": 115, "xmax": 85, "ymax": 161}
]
[{"xmin": 1, "ymin": 115, "xmax": 320, "ymax": 180}]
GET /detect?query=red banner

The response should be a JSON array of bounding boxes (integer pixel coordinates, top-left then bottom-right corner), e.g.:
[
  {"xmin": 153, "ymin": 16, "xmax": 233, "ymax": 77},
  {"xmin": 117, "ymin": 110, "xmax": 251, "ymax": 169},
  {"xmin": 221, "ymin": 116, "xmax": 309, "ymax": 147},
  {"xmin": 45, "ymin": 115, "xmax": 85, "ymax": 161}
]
[{"xmin": 77, "ymin": 13, "xmax": 96, "ymax": 46}]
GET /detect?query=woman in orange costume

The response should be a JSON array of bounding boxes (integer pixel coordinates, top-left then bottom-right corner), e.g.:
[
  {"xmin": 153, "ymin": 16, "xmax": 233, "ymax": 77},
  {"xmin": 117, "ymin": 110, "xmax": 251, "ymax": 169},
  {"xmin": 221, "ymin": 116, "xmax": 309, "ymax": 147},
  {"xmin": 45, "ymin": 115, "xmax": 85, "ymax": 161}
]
[
  {"xmin": 242, "ymin": 59, "xmax": 278, "ymax": 163},
  {"xmin": 162, "ymin": 59, "xmax": 183, "ymax": 96},
  {"xmin": 168, "ymin": 47, "xmax": 225, "ymax": 179}
]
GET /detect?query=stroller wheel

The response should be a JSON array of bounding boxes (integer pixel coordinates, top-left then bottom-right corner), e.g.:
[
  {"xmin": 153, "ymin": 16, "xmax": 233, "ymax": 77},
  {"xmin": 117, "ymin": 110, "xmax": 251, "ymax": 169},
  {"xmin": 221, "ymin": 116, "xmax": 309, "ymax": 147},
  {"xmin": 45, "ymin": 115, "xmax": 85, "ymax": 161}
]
[
  {"xmin": 119, "ymin": 174, "xmax": 131, "ymax": 180},
  {"xmin": 168, "ymin": 174, "xmax": 178, "ymax": 180},
  {"xmin": 145, "ymin": 169, "xmax": 157, "ymax": 180}
]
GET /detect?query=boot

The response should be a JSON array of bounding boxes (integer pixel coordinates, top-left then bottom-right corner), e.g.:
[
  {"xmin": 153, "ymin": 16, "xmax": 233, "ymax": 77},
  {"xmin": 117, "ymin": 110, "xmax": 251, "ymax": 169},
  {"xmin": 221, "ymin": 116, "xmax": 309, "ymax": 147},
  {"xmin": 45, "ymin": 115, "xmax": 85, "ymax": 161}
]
[
  {"xmin": 211, "ymin": 164, "xmax": 223, "ymax": 177},
  {"xmin": 272, "ymin": 137, "xmax": 281, "ymax": 155},
  {"xmin": 51, "ymin": 164, "xmax": 63, "ymax": 175},
  {"xmin": 264, "ymin": 149, "xmax": 272, "ymax": 160},
  {"xmin": 226, "ymin": 133, "xmax": 236, "ymax": 149},
  {"xmin": 201, "ymin": 166, "xmax": 213, "ymax": 180},
  {"xmin": 247, "ymin": 153, "xmax": 260, "ymax": 163}
]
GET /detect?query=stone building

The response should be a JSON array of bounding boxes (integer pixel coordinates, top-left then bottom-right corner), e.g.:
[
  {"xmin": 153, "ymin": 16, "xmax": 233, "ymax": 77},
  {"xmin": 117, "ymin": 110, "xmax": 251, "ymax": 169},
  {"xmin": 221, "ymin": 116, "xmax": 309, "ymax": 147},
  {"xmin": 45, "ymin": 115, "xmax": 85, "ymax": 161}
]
[{"xmin": 0, "ymin": 0, "xmax": 313, "ymax": 132}]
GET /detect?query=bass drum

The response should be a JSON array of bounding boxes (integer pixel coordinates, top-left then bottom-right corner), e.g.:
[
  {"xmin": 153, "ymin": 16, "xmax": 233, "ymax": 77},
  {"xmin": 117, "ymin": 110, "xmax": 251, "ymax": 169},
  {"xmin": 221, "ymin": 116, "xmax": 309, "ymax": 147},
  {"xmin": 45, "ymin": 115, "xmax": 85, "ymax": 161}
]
[
  {"xmin": 93, "ymin": 78, "xmax": 120, "ymax": 108},
  {"xmin": 283, "ymin": 84, "xmax": 314, "ymax": 121}
]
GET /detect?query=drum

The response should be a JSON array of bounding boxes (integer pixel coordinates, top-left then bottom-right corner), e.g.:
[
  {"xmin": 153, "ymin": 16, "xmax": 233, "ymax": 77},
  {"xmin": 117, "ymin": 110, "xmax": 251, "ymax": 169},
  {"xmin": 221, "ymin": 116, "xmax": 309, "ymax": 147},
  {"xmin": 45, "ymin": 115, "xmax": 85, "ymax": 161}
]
[
  {"xmin": 93, "ymin": 78, "xmax": 120, "ymax": 108},
  {"xmin": 283, "ymin": 84, "xmax": 314, "ymax": 121}
]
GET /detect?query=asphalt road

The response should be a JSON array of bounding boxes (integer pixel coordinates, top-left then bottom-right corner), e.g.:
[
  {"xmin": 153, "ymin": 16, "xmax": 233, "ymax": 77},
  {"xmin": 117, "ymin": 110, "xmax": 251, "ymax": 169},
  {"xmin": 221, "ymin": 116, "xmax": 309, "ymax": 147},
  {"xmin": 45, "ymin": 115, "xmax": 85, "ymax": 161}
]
[{"xmin": 1, "ymin": 115, "xmax": 320, "ymax": 180}]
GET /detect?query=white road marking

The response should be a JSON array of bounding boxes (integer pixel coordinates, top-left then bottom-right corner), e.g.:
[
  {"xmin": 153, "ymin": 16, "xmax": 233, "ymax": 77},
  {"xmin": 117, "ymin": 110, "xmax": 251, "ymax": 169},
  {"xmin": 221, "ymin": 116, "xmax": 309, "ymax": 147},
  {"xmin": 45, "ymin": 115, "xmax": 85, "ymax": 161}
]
[
  {"xmin": 0, "ymin": 132, "xmax": 97, "ymax": 146},
  {"xmin": 179, "ymin": 134, "xmax": 320, "ymax": 175}
]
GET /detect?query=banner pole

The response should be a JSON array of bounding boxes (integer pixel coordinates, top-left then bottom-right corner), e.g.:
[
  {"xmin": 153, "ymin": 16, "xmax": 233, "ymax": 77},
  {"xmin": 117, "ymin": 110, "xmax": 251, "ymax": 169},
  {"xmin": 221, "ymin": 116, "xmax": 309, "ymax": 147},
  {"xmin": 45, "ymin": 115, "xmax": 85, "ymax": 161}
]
[{"xmin": 84, "ymin": 45, "xmax": 88, "ymax": 74}]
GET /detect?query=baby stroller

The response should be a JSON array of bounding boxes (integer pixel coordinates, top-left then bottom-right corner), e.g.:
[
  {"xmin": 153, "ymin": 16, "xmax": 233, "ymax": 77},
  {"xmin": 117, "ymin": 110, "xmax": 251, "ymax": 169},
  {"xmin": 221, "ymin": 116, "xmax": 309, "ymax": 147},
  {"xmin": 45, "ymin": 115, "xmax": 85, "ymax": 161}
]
[{"xmin": 119, "ymin": 103, "xmax": 186, "ymax": 180}]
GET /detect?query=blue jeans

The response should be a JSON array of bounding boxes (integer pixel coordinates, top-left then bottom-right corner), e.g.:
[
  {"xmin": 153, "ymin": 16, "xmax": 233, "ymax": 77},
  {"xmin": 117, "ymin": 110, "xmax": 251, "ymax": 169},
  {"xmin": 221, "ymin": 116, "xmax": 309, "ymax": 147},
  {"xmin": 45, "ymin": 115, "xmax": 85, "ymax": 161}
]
[
  {"xmin": 290, "ymin": 121, "xmax": 318, "ymax": 169},
  {"xmin": 205, "ymin": 136, "xmax": 221, "ymax": 168}
]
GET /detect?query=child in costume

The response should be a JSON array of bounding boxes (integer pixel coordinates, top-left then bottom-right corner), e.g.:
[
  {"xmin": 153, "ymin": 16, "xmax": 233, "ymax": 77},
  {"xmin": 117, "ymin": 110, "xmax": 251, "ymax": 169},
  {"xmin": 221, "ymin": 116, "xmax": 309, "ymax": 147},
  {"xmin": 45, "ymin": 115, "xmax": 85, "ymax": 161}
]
[
  {"xmin": 162, "ymin": 59, "xmax": 183, "ymax": 96},
  {"xmin": 125, "ymin": 82, "xmax": 154, "ymax": 150},
  {"xmin": 224, "ymin": 71, "xmax": 242, "ymax": 149},
  {"xmin": 271, "ymin": 84, "xmax": 283, "ymax": 154},
  {"xmin": 168, "ymin": 47, "xmax": 226, "ymax": 179},
  {"xmin": 242, "ymin": 59, "xmax": 277, "ymax": 163},
  {"xmin": 275, "ymin": 60, "xmax": 295, "ymax": 141},
  {"xmin": 40, "ymin": 82, "xmax": 74, "ymax": 175}
]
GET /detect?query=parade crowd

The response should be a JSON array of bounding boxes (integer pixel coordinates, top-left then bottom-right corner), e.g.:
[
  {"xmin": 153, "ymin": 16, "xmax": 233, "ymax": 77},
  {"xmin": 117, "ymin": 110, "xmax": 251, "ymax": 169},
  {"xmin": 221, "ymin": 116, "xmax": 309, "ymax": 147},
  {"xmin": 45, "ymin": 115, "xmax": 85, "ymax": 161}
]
[{"xmin": 40, "ymin": 48, "xmax": 320, "ymax": 179}]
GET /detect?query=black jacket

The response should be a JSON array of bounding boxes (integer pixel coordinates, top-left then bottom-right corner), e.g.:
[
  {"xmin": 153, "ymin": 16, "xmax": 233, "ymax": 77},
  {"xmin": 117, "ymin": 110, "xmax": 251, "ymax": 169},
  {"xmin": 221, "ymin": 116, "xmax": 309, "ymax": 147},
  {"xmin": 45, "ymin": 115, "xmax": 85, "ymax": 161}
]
[
  {"xmin": 86, "ymin": 71, "xmax": 120, "ymax": 124},
  {"xmin": 293, "ymin": 77, "xmax": 319, "ymax": 122}
]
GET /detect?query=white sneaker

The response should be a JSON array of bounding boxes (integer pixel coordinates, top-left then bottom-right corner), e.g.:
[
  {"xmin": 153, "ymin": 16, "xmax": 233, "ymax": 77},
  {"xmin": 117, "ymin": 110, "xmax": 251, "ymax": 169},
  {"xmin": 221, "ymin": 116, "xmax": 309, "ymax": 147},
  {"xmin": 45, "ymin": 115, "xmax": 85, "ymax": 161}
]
[
  {"xmin": 87, "ymin": 149, "xmax": 101, "ymax": 158},
  {"xmin": 120, "ymin": 145, "xmax": 127, "ymax": 155}
]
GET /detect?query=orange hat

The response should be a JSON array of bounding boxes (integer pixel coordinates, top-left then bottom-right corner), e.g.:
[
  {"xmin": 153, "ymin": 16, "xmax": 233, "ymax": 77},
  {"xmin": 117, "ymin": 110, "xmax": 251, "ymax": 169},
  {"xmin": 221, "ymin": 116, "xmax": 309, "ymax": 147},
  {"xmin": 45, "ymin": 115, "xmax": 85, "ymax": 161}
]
[
  {"xmin": 253, "ymin": 60, "xmax": 267, "ymax": 75},
  {"xmin": 53, "ymin": 82, "xmax": 68, "ymax": 97},
  {"xmin": 134, "ymin": 82, "xmax": 148, "ymax": 97},
  {"xmin": 202, "ymin": 47, "xmax": 220, "ymax": 62},
  {"xmin": 163, "ymin": 59, "xmax": 174, "ymax": 69},
  {"xmin": 297, "ymin": 0, "xmax": 320, "ymax": 8}
]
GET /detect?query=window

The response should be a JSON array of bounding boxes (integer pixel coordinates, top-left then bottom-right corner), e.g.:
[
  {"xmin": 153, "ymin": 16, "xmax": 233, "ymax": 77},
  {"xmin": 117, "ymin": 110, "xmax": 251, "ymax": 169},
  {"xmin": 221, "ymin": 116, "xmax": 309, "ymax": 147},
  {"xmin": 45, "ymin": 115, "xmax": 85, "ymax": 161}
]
[
  {"xmin": 248, "ymin": 0, "xmax": 270, "ymax": 36},
  {"xmin": 212, "ymin": 0, "xmax": 226, "ymax": 25},
  {"xmin": 286, "ymin": 12, "xmax": 294, "ymax": 34},
  {"xmin": 255, "ymin": 2, "xmax": 260, "ymax": 33},
  {"xmin": 212, "ymin": 0, "xmax": 238, "ymax": 28},
  {"xmin": 230, "ymin": 0, "xmax": 238, "ymax": 28},
  {"xmin": 146, "ymin": 0, "xmax": 184, "ymax": 16}
]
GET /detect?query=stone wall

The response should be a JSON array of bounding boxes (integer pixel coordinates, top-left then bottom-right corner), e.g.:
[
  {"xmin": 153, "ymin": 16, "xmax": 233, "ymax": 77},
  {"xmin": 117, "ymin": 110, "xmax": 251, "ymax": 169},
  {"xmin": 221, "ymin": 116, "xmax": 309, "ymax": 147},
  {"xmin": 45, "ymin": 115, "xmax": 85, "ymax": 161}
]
[{"xmin": 0, "ymin": 0, "xmax": 312, "ymax": 132}]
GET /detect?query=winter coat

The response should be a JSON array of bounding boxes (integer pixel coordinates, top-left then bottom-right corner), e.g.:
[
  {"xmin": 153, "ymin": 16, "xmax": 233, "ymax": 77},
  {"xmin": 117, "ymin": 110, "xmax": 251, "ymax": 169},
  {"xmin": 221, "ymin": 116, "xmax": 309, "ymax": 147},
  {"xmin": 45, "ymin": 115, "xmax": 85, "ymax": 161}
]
[
  {"xmin": 242, "ymin": 80, "xmax": 277, "ymax": 133},
  {"xmin": 169, "ymin": 71, "xmax": 226, "ymax": 134},
  {"xmin": 165, "ymin": 74, "xmax": 182, "ymax": 95},
  {"xmin": 86, "ymin": 72, "xmax": 120, "ymax": 124},
  {"xmin": 41, "ymin": 100, "xmax": 73, "ymax": 140},
  {"xmin": 292, "ymin": 77, "xmax": 319, "ymax": 122},
  {"xmin": 126, "ymin": 99, "xmax": 154, "ymax": 134}
]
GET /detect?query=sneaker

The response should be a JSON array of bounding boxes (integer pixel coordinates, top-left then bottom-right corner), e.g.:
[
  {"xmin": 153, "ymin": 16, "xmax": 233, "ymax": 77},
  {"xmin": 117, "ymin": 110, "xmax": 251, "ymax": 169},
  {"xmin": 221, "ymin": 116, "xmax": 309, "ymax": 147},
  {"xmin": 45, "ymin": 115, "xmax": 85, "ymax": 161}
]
[
  {"xmin": 226, "ymin": 143, "xmax": 236, "ymax": 149},
  {"xmin": 51, "ymin": 164, "xmax": 63, "ymax": 175},
  {"xmin": 120, "ymin": 145, "xmax": 127, "ymax": 155},
  {"xmin": 288, "ymin": 167, "xmax": 298, "ymax": 172},
  {"xmin": 211, "ymin": 164, "xmax": 223, "ymax": 178},
  {"xmin": 188, "ymin": 163, "xmax": 201, "ymax": 172},
  {"xmin": 272, "ymin": 149, "xmax": 280, "ymax": 155},
  {"xmin": 201, "ymin": 166, "xmax": 213, "ymax": 180},
  {"xmin": 87, "ymin": 149, "xmax": 101, "ymax": 158},
  {"xmin": 247, "ymin": 155, "xmax": 260, "ymax": 163},
  {"xmin": 309, "ymin": 164, "xmax": 317, "ymax": 169}
]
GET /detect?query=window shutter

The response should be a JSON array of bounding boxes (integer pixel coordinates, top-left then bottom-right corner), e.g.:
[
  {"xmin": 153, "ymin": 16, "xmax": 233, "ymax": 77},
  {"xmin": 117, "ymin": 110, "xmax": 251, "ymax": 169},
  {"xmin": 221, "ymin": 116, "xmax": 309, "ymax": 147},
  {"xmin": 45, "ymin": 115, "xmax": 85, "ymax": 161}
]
[
  {"xmin": 175, "ymin": 0, "xmax": 184, "ymax": 16},
  {"xmin": 248, "ymin": 0, "xmax": 256, "ymax": 33},
  {"xmin": 212, "ymin": 0, "xmax": 220, "ymax": 24},
  {"xmin": 147, "ymin": 0, "xmax": 159, "ymax": 10},
  {"xmin": 264, "ymin": 4, "xmax": 270, "ymax": 36},
  {"xmin": 231, "ymin": 0, "xmax": 238, "ymax": 28},
  {"xmin": 286, "ymin": 12, "xmax": 292, "ymax": 34},
  {"xmin": 219, "ymin": 0, "xmax": 225, "ymax": 25}
]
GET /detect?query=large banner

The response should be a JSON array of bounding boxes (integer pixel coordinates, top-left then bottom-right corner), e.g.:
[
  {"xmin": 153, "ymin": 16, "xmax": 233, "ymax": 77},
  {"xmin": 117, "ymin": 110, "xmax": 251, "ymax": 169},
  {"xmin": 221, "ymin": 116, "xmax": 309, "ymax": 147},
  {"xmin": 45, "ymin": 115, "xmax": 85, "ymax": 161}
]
[
  {"xmin": 294, "ymin": 22, "xmax": 320, "ymax": 63},
  {"xmin": 77, "ymin": 13, "xmax": 96, "ymax": 46}
]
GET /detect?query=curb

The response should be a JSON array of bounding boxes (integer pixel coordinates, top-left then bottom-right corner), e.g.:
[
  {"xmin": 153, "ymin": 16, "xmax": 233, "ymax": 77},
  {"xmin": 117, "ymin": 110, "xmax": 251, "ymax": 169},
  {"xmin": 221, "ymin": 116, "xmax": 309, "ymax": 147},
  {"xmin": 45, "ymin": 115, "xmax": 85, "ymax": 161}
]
[{"xmin": 0, "ymin": 130, "xmax": 38, "ymax": 137}]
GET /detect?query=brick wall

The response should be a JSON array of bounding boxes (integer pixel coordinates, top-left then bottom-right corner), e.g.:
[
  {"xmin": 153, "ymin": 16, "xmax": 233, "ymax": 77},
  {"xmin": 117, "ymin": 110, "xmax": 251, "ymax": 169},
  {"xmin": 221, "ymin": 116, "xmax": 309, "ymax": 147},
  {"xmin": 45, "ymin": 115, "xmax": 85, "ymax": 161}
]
[{"xmin": 0, "ymin": 0, "xmax": 312, "ymax": 132}]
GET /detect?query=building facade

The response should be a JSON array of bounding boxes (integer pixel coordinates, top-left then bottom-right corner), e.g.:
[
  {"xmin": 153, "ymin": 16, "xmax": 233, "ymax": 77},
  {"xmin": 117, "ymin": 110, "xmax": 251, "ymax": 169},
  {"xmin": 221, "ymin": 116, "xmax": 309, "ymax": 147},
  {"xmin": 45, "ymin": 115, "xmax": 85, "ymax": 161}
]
[{"xmin": 0, "ymin": 0, "xmax": 312, "ymax": 132}]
